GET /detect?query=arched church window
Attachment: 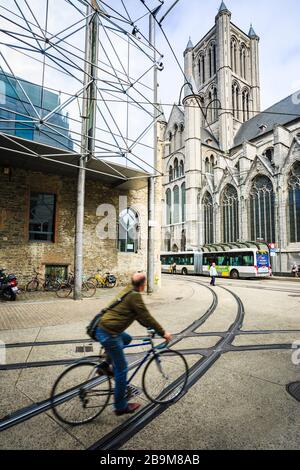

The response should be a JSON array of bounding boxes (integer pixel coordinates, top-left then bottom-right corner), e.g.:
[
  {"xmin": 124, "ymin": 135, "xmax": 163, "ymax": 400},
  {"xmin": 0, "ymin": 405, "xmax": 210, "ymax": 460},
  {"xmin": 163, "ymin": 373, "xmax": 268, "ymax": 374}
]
[
  {"xmin": 207, "ymin": 90, "xmax": 213, "ymax": 123},
  {"xmin": 174, "ymin": 158, "xmax": 179, "ymax": 179},
  {"xmin": 203, "ymin": 192, "xmax": 214, "ymax": 244},
  {"xmin": 180, "ymin": 160, "xmax": 184, "ymax": 176},
  {"xmin": 210, "ymin": 155, "xmax": 215, "ymax": 173},
  {"xmin": 201, "ymin": 54, "xmax": 205, "ymax": 84},
  {"xmin": 213, "ymin": 44, "xmax": 217, "ymax": 75},
  {"xmin": 249, "ymin": 176, "xmax": 275, "ymax": 242},
  {"xmin": 205, "ymin": 157, "xmax": 210, "ymax": 173},
  {"xmin": 242, "ymin": 89, "xmax": 249, "ymax": 122},
  {"xmin": 231, "ymin": 38, "xmax": 237, "ymax": 74},
  {"xmin": 208, "ymin": 87, "xmax": 218, "ymax": 122},
  {"xmin": 221, "ymin": 185, "xmax": 239, "ymax": 243},
  {"xmin": 169, "ymin": 165, "xmax": 173, "ymax": 182},
  {"xmin": 240, "ymin": 45, "xmax": 246, "ymax": 79},
  {"xmin": 288, "ymin": 162, "xmax": 300, "ymax": 242},
  {"xmin": 118, "ymin": 208, "xmax": 140, "ymax": 253},
  {"xmin": 166, "ymin": 189, "xmax": 172, "ymax": 225},
  {"xmin": 173, "ymin": 185, "xmax": 180, "ymax": 223},
  {"xmin": 209, "ymin": 47, "xmax": 212, "ymax": 78},
  {"xmin": 232, "ymin": 82, "xmax": 240, "ymax": 120},
  {"xmin": 181, "ymin": 182, "xmax": 186, "ymax": 222}
]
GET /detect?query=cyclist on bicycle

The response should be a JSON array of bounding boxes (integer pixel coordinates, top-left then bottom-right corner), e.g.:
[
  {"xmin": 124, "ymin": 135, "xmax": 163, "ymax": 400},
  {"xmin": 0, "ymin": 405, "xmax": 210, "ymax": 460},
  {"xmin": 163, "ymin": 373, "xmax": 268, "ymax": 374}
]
[{"xmin": 95, "ymin": 272, "xmax": 172, "ymax": 416}]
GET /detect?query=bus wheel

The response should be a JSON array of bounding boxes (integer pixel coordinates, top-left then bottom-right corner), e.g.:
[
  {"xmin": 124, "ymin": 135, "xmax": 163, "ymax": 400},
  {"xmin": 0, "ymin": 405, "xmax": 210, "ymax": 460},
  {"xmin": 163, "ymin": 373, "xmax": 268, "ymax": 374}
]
[
  {"xmin": 230, "ymin": 270, "xmax": 239, "ymax": 279},
  {"xmin": 182, "ymin": 268, "xmax": 188, "ymax": 276}
]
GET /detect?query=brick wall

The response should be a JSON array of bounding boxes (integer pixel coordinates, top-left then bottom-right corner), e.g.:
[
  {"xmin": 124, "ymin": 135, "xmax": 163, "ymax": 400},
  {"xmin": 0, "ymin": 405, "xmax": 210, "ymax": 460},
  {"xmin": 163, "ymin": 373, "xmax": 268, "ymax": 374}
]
[{"xmin": 0, "ymin": 167, "xmax": 148, "ymax": 287}]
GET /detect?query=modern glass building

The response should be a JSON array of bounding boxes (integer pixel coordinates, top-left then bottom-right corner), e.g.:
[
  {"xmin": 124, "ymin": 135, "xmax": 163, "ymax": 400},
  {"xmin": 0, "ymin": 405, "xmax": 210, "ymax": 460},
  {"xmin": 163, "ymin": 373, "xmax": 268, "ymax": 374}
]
[{"xmin": 0, "ymin": 71, "xmax": 73, "ymax": 151}]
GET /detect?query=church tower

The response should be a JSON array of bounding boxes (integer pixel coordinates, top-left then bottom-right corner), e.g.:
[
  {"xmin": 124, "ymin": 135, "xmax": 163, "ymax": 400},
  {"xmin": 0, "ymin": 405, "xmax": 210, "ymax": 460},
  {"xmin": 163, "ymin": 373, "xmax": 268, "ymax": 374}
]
[{"xmin": 188, "ymin": 1, "xmax": 261, "ymax": 151}]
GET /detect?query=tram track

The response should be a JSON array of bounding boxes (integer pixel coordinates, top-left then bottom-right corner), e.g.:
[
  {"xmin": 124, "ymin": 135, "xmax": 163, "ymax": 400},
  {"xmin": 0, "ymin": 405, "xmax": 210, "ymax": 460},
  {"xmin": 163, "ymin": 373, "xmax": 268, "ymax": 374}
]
[
  {"xmin": 1, "ymin": 278, "xmax": 298, "ymax": 448},
  {"xmin": 88, "ymin": 281, "xmax": 245, "ymax": 450},
  {"xmin": 0, "ymin": 280, "xmax": 217, "ymax": 433}
]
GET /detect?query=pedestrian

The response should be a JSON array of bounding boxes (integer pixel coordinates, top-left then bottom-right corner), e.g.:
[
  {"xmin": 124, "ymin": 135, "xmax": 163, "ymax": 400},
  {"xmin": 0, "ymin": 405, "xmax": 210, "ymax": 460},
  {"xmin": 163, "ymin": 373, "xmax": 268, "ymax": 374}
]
[
  {"xmin": 95, "ymin": 272, "xmax": 172, "ymax": 416},
  {"xmin": 172, "ymin": 262, "xmax": 177, "ymax": 274},
  {"xmin": 210, "ymin": 262, "xmax": 217, "ymax": 286},
  {"xmin": 291, "ymin": 263, "xmax": 298, "ymax": 278}
]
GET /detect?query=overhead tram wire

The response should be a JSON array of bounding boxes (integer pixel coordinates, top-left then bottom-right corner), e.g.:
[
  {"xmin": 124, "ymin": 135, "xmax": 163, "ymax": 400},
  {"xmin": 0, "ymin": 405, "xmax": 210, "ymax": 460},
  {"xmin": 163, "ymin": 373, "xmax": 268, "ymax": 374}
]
[{"xmin": 139, "ymin": 0, "xmax": 221, "ymax": 149}]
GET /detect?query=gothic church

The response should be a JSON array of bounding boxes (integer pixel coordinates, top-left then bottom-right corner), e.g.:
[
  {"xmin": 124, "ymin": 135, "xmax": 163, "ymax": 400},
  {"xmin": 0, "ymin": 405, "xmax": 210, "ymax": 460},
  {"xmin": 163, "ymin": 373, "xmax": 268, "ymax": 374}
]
[{"xmin": 160, "ymin": 1, "xmax": 300, "ymax": 274}]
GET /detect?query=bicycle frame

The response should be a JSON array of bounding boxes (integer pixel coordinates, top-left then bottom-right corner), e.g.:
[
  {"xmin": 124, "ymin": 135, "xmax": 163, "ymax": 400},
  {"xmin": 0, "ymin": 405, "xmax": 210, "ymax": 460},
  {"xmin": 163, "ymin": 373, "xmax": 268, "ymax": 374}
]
[{"xmin": 124, "ymin": 338, "xmax": 165, "ymax": 385}]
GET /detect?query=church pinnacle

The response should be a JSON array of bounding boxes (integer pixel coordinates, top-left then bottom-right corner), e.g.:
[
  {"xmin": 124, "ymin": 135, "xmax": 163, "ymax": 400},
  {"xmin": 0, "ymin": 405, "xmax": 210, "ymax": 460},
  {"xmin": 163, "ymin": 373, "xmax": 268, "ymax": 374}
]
[
  {"xmin": 248, "ymin": 23, "xmax": 259, "ymax": 39},
  {"xmin": 218, "ymin": 1, "xmax": 230, "ymax": 13}
]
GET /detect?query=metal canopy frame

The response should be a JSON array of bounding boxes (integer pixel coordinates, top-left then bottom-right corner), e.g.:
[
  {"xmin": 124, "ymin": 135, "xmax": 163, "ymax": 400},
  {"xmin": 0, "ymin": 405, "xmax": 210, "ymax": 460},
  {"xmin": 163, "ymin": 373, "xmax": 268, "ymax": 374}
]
[{"xmin": 0, "ymin": 0, "xmax": 167, "ymax": 179}]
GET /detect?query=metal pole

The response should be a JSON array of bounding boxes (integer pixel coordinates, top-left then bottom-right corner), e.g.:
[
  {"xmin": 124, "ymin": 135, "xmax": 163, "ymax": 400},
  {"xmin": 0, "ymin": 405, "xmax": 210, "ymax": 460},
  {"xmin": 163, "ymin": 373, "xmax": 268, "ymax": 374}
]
[
  {"xmin": 147, "ymin": 12, "xmax": 157, "ymax": 293},
  {"xmin": 74, "ymin": 2, "xmax": 99, "ymax": 300}
]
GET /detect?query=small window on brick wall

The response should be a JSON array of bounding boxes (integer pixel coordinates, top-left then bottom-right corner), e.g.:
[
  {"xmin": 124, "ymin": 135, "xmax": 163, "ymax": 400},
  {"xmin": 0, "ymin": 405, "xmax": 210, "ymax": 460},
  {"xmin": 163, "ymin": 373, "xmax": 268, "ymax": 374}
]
[
  {"xmin": 45, "ymin": 265, "xmax": 68, "ymax": 281},
  {"xmin": 29, "ymin": 192, "xmax": 56, "ymax": 242}
]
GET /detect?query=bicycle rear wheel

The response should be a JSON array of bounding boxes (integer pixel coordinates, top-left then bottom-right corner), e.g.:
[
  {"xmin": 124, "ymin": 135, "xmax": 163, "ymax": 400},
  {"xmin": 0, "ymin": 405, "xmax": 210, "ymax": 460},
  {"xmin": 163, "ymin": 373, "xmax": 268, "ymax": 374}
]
[
  {"xmin": 82, "ymin": 281, "xmax": 96, "ymax": 298},
  {"xmin": 26, "ymin": 279, "xmax": 39, "ymax": 292},
  {"xmin": 142, "ymin": 349, "xmax": 188, "ymax": 404},
  {"xmin": 50, "ymin": 361, "xmax": 112, "ymax": 425},
  {"xmin": 56, "ymin": 282, "xmax": 72, "ymax": 298}
]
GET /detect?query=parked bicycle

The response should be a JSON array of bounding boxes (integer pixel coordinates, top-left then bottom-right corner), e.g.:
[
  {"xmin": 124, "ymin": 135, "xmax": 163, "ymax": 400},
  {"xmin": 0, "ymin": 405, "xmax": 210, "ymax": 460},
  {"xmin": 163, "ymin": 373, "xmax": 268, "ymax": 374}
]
[
  {"xmin": 50, "ymin": 329, "xmax": 188, "ymax": 425},
  {"xmin": 26, "ymin": 269, "xmax": 60, "ymax": 292},
  {"xmin": 88, "ymin": 270, "xmax": 117, "ymax": 288},
  {"xmin": 55, "ymin": 272, "xmax": 96, "ymax": 298}
]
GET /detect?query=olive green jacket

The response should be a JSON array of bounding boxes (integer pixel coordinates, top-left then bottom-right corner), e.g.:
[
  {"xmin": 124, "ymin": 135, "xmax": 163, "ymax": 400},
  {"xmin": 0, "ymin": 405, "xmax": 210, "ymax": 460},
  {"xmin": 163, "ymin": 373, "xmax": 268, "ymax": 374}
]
[{"xmin": 98, "ymin": 286, "xmax": 165, "ymax": 337}]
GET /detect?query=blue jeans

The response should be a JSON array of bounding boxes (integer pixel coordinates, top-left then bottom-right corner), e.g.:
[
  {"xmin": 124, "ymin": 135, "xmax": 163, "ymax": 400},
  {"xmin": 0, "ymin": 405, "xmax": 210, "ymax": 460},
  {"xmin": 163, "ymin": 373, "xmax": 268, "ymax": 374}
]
[
  {"xmin": 95, "ymin": 327, "xmax": 132, "ymax": 411},
  {"xmin": 210, "ymin": 276, "xmax": 216, "ymax": 286}
]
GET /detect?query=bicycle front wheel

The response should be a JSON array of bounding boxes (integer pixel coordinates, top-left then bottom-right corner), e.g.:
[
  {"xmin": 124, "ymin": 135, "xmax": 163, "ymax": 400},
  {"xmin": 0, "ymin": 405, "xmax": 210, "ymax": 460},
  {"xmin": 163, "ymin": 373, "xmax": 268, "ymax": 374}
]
[
  {"xmin": 142, "ymin": 349, "xmax": 188, "ymax": 404},
  {"xmin": 82, "ymin": 281, "xmax": 96, "ymax": 298},
  {"xmin": 51, "ymin": 361, "xmax": 112, "ymax": 425}
]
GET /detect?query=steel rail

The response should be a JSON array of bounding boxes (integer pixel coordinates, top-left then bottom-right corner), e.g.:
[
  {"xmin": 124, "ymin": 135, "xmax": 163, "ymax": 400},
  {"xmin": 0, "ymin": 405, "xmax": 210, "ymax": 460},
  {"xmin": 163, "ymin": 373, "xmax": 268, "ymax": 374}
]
[{"xmin": 87, "ymin": 281, "xmax": 245, "ymax": 450}]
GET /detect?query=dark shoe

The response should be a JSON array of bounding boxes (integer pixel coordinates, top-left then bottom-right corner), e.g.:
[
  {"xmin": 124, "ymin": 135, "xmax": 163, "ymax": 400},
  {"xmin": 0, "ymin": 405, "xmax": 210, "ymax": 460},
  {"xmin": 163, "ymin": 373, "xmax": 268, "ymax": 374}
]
[
  {"xmin": 115, "ymin": 402, "xmax": 141, "ymax": 416},
  {"xmin": 97, "ymin": 361, "xmax": 114, "ymax": 377}
]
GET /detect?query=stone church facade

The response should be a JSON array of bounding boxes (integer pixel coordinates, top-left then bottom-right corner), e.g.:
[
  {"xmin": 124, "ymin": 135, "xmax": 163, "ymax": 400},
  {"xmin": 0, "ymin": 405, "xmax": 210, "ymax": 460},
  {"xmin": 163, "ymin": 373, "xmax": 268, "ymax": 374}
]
[{"xmin": 160, "ymin": 1, "xmax": 300, "ymax": 274}]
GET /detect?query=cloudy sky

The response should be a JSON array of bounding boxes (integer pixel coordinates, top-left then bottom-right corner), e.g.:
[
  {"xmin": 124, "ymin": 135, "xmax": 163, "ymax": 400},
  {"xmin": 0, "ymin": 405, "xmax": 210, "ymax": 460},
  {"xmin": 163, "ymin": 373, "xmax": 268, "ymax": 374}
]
[{"xmin": 0, "ymin": 0, "xmax": 299, "ymax": 171}]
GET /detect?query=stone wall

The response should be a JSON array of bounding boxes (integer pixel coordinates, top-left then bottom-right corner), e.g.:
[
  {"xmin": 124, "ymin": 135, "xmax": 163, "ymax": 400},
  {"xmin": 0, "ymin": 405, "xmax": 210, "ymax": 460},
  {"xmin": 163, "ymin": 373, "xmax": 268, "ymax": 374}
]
[{"xmin": 0, "ymin": 167, "xmax": 148, "ymax": 287}]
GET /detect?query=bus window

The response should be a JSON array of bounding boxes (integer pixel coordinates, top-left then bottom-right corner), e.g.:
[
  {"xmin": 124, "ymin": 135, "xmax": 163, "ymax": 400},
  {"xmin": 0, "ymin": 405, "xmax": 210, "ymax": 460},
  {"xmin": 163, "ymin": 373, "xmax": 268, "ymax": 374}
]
[
  {"xmin": 229, "ymin": 254, "xmax": 240, "ymax": 266},
  {"xmin": 217, "ymin": 254, "xmax": 229, "ymax": 266},
  {"xmin": 242, "ymin": 253, "xmax": 254, "ymax": 266}
]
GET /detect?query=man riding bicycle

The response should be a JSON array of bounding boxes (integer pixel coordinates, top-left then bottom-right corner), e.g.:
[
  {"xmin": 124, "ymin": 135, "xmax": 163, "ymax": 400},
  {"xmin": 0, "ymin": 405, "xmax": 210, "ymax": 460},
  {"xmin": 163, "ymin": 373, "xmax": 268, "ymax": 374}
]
[{"xmin": 95, "ymin": 272, "xmax": 172, "ymax": 416}]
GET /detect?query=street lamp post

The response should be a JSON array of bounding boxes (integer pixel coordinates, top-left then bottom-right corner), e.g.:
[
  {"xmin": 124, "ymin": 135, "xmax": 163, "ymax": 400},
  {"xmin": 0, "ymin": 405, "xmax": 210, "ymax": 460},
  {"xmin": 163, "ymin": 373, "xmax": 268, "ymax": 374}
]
[
  {"xmin": 147, "ymin": 1, "xmax": 179, "ymax": 293},
  {"xmin": 74, "ymin": 1, "xmax": 99, "ymax": 300}
]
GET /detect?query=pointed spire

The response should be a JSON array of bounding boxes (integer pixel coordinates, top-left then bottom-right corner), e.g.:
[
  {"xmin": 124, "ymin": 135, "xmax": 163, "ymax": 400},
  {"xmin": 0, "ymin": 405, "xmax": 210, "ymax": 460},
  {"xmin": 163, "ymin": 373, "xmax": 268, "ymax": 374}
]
[
  {"xmin": 157, "ymin": 102, "xmax": 167, "ymax": 123},
  {"xmin": 185, "ymin": 36, "xmax": 193, "ymax": 51},
  {"xmin": 219, "ymin": 1, "xmax": 229, "ymax": 13},
  {"xmin": 248, "ymin": 23, "xmax": 259, "ymax": 39}
]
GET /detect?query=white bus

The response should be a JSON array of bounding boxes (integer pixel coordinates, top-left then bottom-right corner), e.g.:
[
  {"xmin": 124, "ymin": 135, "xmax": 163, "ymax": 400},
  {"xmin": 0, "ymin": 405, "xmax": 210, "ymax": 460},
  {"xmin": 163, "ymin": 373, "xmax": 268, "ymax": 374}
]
[{"xmin": 161, "ymin": 245, "xmax": 271, "ymax": 279}]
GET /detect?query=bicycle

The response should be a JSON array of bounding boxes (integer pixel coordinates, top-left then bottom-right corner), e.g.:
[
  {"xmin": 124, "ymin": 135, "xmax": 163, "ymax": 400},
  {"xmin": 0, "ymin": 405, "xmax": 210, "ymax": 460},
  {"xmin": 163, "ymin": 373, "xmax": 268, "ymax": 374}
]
[
  {"xmin": 88, "ymin": 270, "xmax": 117, "ymax": 288},
  {"xmin": 50, "ymin": 329, "xmax": 189, "ymax": 425},
  {"xmin": 26, "ymin": 269, "xmax": 60, "ymax": 292},
  {"xmin": 56, "ymin": 272, "xmax": 96, "ymax": 298}
]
